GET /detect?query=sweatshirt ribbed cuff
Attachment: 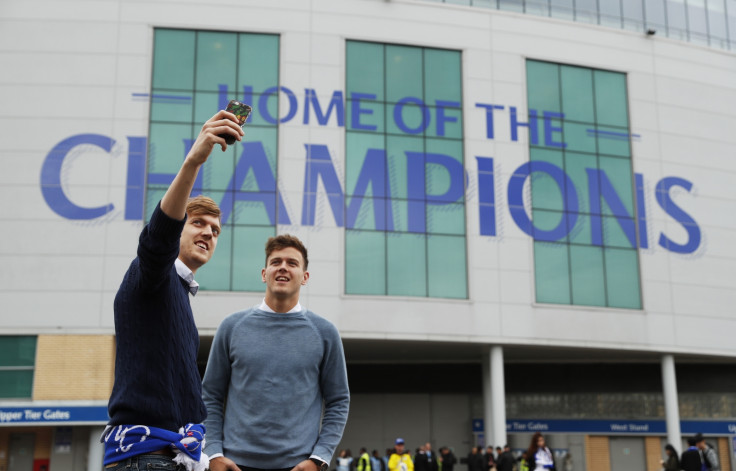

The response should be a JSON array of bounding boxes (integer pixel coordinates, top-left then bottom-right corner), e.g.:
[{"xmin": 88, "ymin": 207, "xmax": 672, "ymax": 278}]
[{"xmin": 147, "ymin": 201, "xmax": 186, "ymax": 242}]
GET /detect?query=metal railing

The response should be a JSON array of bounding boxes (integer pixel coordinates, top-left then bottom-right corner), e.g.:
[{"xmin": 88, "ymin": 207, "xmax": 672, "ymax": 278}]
[
  {"xmin": 507, "ymin": 392, "xmax": 736, "ymax": 418},
  {"xmin": 421, "ymin": 0, "xmax": 735, "ymax": 52}
]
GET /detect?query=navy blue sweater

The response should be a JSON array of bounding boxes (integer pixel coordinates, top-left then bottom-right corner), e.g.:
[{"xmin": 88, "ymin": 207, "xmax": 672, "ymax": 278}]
[{"xmin": 107, "ymin": 202, "xmax": 206, "ymax": 431}]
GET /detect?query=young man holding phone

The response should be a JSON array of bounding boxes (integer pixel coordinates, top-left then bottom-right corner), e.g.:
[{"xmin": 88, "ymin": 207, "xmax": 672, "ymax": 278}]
[{"xmin": 103, "ymin": 109, "xmax": 244, "ymax": 471}]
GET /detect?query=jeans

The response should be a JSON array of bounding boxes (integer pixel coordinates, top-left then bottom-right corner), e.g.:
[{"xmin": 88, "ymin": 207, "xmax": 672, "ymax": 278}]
[{"xmin": 104, "ymin": 454, "xmax": 184, "ymax": 471}]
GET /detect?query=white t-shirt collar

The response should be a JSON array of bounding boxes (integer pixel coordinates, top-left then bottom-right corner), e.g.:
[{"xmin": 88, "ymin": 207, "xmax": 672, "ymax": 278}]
[{"xmin": 259, "ymin": 298, "xmax": 302, "ymax": 314}]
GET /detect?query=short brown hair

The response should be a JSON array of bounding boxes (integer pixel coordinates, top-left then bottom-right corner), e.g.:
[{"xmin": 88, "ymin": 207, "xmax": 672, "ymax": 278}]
[
  {"xmin": 186, "ymin": 195, "xmax": 221, "ymax": 221},
  {"xmin": 265, "ymin": 234, "xmax": 309, "ymax": 269}
]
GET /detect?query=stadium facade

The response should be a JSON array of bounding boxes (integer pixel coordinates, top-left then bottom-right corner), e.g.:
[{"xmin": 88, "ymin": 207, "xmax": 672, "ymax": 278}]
[{"xmin": 1, "ymin": 0, "xmax": 735, "ymax": 470}]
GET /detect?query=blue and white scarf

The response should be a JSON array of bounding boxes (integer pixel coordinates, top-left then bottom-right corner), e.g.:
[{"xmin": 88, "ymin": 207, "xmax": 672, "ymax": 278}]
[{"xmin": 102, "ymin": 423, "xmax": 209, "ymax": 471}]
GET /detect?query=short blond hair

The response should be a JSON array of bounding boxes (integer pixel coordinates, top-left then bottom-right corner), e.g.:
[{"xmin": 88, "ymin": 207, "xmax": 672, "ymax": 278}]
[{"xmin": 186, "ymin": 195, "xmax": 221, "ymax": 221}]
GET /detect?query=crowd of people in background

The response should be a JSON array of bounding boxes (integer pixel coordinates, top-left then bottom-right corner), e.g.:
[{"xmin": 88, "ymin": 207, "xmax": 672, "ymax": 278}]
[
  {"xmin": 466, "ymin": 443, "xmax": 516, "ymax": 471},
  {"xmin": 661, "ymin": 434, "xmax": 720, "ymax": 471},
  {"xmin": 335, "ymin": 432, "xmax": 553, "ymax": 471},
  {"xmin": 334, "ymin": 440, "xmax": 462, "ymax": 471},
  {"xmin": 337, "ymin": 431, "xmax": 722, "ymax": 471}
]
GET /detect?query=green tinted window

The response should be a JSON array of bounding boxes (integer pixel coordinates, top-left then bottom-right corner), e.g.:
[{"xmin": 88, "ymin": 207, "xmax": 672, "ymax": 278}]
[
  {"xmin": 347, "ymin": 42, "xmax": 385, "ymax": 100},
  {"xmin": 345, "ymin": 41, "xmax": 466, "ymax": 299},
  {"xmin": 346, "ymin": 230, "xmax": 387, "ymax": 295},
  {"xmin": 424, "ymin": 49, "xmax": 462, "ymax": 103},
  {"xmin": 560, "ymin": 66, "xmax": 594, "ymax": 123},
  {"xmin": 594, "ymin": 70, "xmax": 629, "ymax": 127},
  {"xmin": 527, "ymin": 60, "xmax": 641, "ymax": 309},
  {"xmin": 152, "ymin": 30, "xmax": 195, "ymax": 90},
  {"xmin": 148, "ymin": 29, "xmax": 279, "ymax": 292},
  {"xmin": 527, "ymin": 61, "xmax": 561, "ymax": 113},
  {"xmin": 533, "ymin": 242, "xmax": 571, "ymax": 304},
  {"xmin": 0, "ymin": 336, "xmax": 36, "ymax": 399},
  {"xmin": 386, "ymin": 45, "xmax": 424, "ymax": 103},
  {"xmin": 196, "ymin": 32, "xmax": 238, "ymax": 92}
]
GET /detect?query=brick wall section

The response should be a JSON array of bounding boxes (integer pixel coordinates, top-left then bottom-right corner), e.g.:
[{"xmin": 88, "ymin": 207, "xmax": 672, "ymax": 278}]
[
  {"xmin": 33, "ymin": 335, "xmax": 115, "ymax": 400},
  {"xmin": 718, "ymin": 437, "xmax": 730, "ymax": 471},
  {"xmin": 585, "ymin": 436, "xmax": 611, "ymax": 471},
  {"xmin": 644, "ymin": 436, "xmax": 662, "ymax": 471},
  {"xmin": 34, "ymin": 427, "xmax": 52, "ymax": 460}
]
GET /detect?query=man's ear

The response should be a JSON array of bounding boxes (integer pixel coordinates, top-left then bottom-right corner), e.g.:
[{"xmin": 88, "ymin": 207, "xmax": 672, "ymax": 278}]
[
  {"xmin": 261, "ymin": 267, "xmax": 267, "ymax": 282},
  {"xmin": 301, "ymin": 271, "xmax": 310, "ymax": 285}
]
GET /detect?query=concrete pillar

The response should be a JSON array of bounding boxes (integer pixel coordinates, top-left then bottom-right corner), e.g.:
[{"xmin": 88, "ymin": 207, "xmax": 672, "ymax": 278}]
[
  {"xmin": 482, "ymin": 352, "xmax": 493, "ymax": 448},
  {"xmin": 482, "ymin": 346, "xmax": 507, "ymax": 449},
  {"xmin": 490, "ymin": 346, "xmax": 507, "ymax": 448},
  {"xmin": 661, "ymin": 354, "xmax": 682, "ymax": 449},
  {"xmin": 87, "ymin": 426, "xmax": 105, "ymax": 471}
]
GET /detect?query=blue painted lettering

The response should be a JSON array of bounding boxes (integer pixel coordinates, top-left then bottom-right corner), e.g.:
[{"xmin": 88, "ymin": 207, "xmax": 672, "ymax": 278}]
[
  {"xmin": 510, "ymin": 107, "xmax": 538, "ymax": 145},
  {"xmin": 635, "ymin": 173, "xmax": 649, "ymax": 249},
  {"xmin": 302, "ymin": 144, "xmax": 345, "ymax": 226},
  {"xmin": 586, "ymin": 168, "xmax": 637, "ymax": 248},
  {"xmin": 346, "ymin": 149, "xmax": 394, "ymax": 231},
  {"xmin": 507, "ymin": 161, "xmax": 579, "ymax": 241},
  {"xmin": 435, "ymin": 100, "xmax": 460, "ymax": 137},
  {"xmin": 125, "ymin": 137, "xmax": 146, "ymax": 220},
  {"xmin": 475, "ymin": 103, "xmax": 504, "ymax": 139},
  {"xmin": 304, "ymin": 89, "xmax": 345, "ymax": 126},
  {"xmin": 350, "ymin": 93, "xmax": 378, "ymax": 131},
  {"xmin": 476, "ymin": 157, "xmax": 496, "ymax": 236},
  {"xmin": 40, "ymin": 134, "xmax": 116, "ymax": 220},
  {"xmin": 220, "ymin": 141, "xmax": 291, "ymax": 225},
  {"xmin": 394, "ymin": 97, "xmax": 430, "ymax": 135},
  {"xmin": 406, "ymin": 151, "xmax": 465, "ymax": 233},
  {"xmin": 259, "ymin": 86, "xmax": 298, "ymax": 124},
  {"xmin": 656, "ymin": 177, "xmax": 701, "ymax": 254},
  {"xmin": 542, "ymin": 111, "xmax": 566, "ymax": 148}
]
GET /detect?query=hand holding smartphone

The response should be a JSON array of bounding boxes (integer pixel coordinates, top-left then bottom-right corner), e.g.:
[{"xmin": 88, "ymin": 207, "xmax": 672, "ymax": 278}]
[{"xmin": 220, "ymin": 100, "xmax": 252, "ymax": 145}]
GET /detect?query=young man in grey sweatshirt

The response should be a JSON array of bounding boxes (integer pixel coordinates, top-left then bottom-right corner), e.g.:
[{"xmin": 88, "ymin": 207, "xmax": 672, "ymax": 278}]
[{"xmin": 202, "ymin": 234, "xmax": 350, "ymax": 471}]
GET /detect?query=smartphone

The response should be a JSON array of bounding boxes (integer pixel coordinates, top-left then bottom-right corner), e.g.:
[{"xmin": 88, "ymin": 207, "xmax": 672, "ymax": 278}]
[{"xmin": 220, "ymin": 100, "xmax": 252, "ymax": 145}]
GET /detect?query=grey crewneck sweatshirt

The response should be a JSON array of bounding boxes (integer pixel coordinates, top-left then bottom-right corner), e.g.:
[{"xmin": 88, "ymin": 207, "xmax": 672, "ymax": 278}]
[{"xmin": 202, "ymin": 307, "xmax": 350, "ymax": 468}]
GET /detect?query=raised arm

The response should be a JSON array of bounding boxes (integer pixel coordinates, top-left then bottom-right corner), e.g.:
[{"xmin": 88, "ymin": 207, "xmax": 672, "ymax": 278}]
[{"xmin": 160, "ymin": 110, "xmax": 244, "ymax": 220}]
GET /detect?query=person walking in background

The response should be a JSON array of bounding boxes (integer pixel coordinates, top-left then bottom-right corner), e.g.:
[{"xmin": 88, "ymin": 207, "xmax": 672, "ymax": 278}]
[
  {"xmin": 337, "ymin": 449, "xmax": 354, "ymax": 471},
  {"xmin": 696, "ymin": 434, "xmax": 720, "ymax": 471},
  {"xmin": 518, "ymin": 452, "xmax": 529, "ymax": 471},
  {"xmin": 384, "ymin": 448, "xmax": 393, "ymax": 471},
  {"xmin": 561, "ymin": 451, "xmax": 573, "ymax": 471},
  {"xmin": 467, "ymin": 447, "xmax": 484, "ymax": 471},
  {"xmin": 372, "ymin": 449, "xmax": 384, "ymax": 471},
  {"xmin": 358, "ymin": 448, "xmax": 372, "ymax": 471},
  {"xmin": 389, "ymin": 439, "xmax": 414, "ymax": 471},
  {"xmin": 484, "ymin": 446, "xmax": 496, "ymax": 471},
  {"xmin": 102, "ymin": 109, "xmax": 243, "ymax": 471},
  {"xmin": 495, "ymin": 445, "xmax": 514, "ymax": 471},
  {"xmin": 660, "ymin": 444, "xmax": 679, "ymax": 471},
  {"xmin": 681, "ymin": 437, "xmax": 705, "ymax": 471},
  {"xmin": 425, "ymin": 443, "xmax": 438, "ymax": 471},
  {"xmin": 525, "ymin": 433, "xmax": 555, "ymax": 471},
  {"xmin": 439, "ymin": 447, "xmax": 456, "ymax": 471},
  {"xmin": 415, "ymin": 445, "xmax": 428, "ymax": 471}
]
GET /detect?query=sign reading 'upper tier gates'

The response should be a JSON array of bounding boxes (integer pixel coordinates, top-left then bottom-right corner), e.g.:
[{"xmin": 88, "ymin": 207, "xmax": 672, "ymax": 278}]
[
  {"xmin": 0, "ymin": 406, "xmax": 109, "ymax": 425},
  {"xmin": 1, "ymin": 406, "xmax": 733, "ymax": 435}
]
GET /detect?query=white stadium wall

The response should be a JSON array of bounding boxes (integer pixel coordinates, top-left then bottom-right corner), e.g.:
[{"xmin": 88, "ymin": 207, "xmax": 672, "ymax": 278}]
[{"xmin": 0, "ymin": 0, "xmax": 735, "ymax": 355}]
